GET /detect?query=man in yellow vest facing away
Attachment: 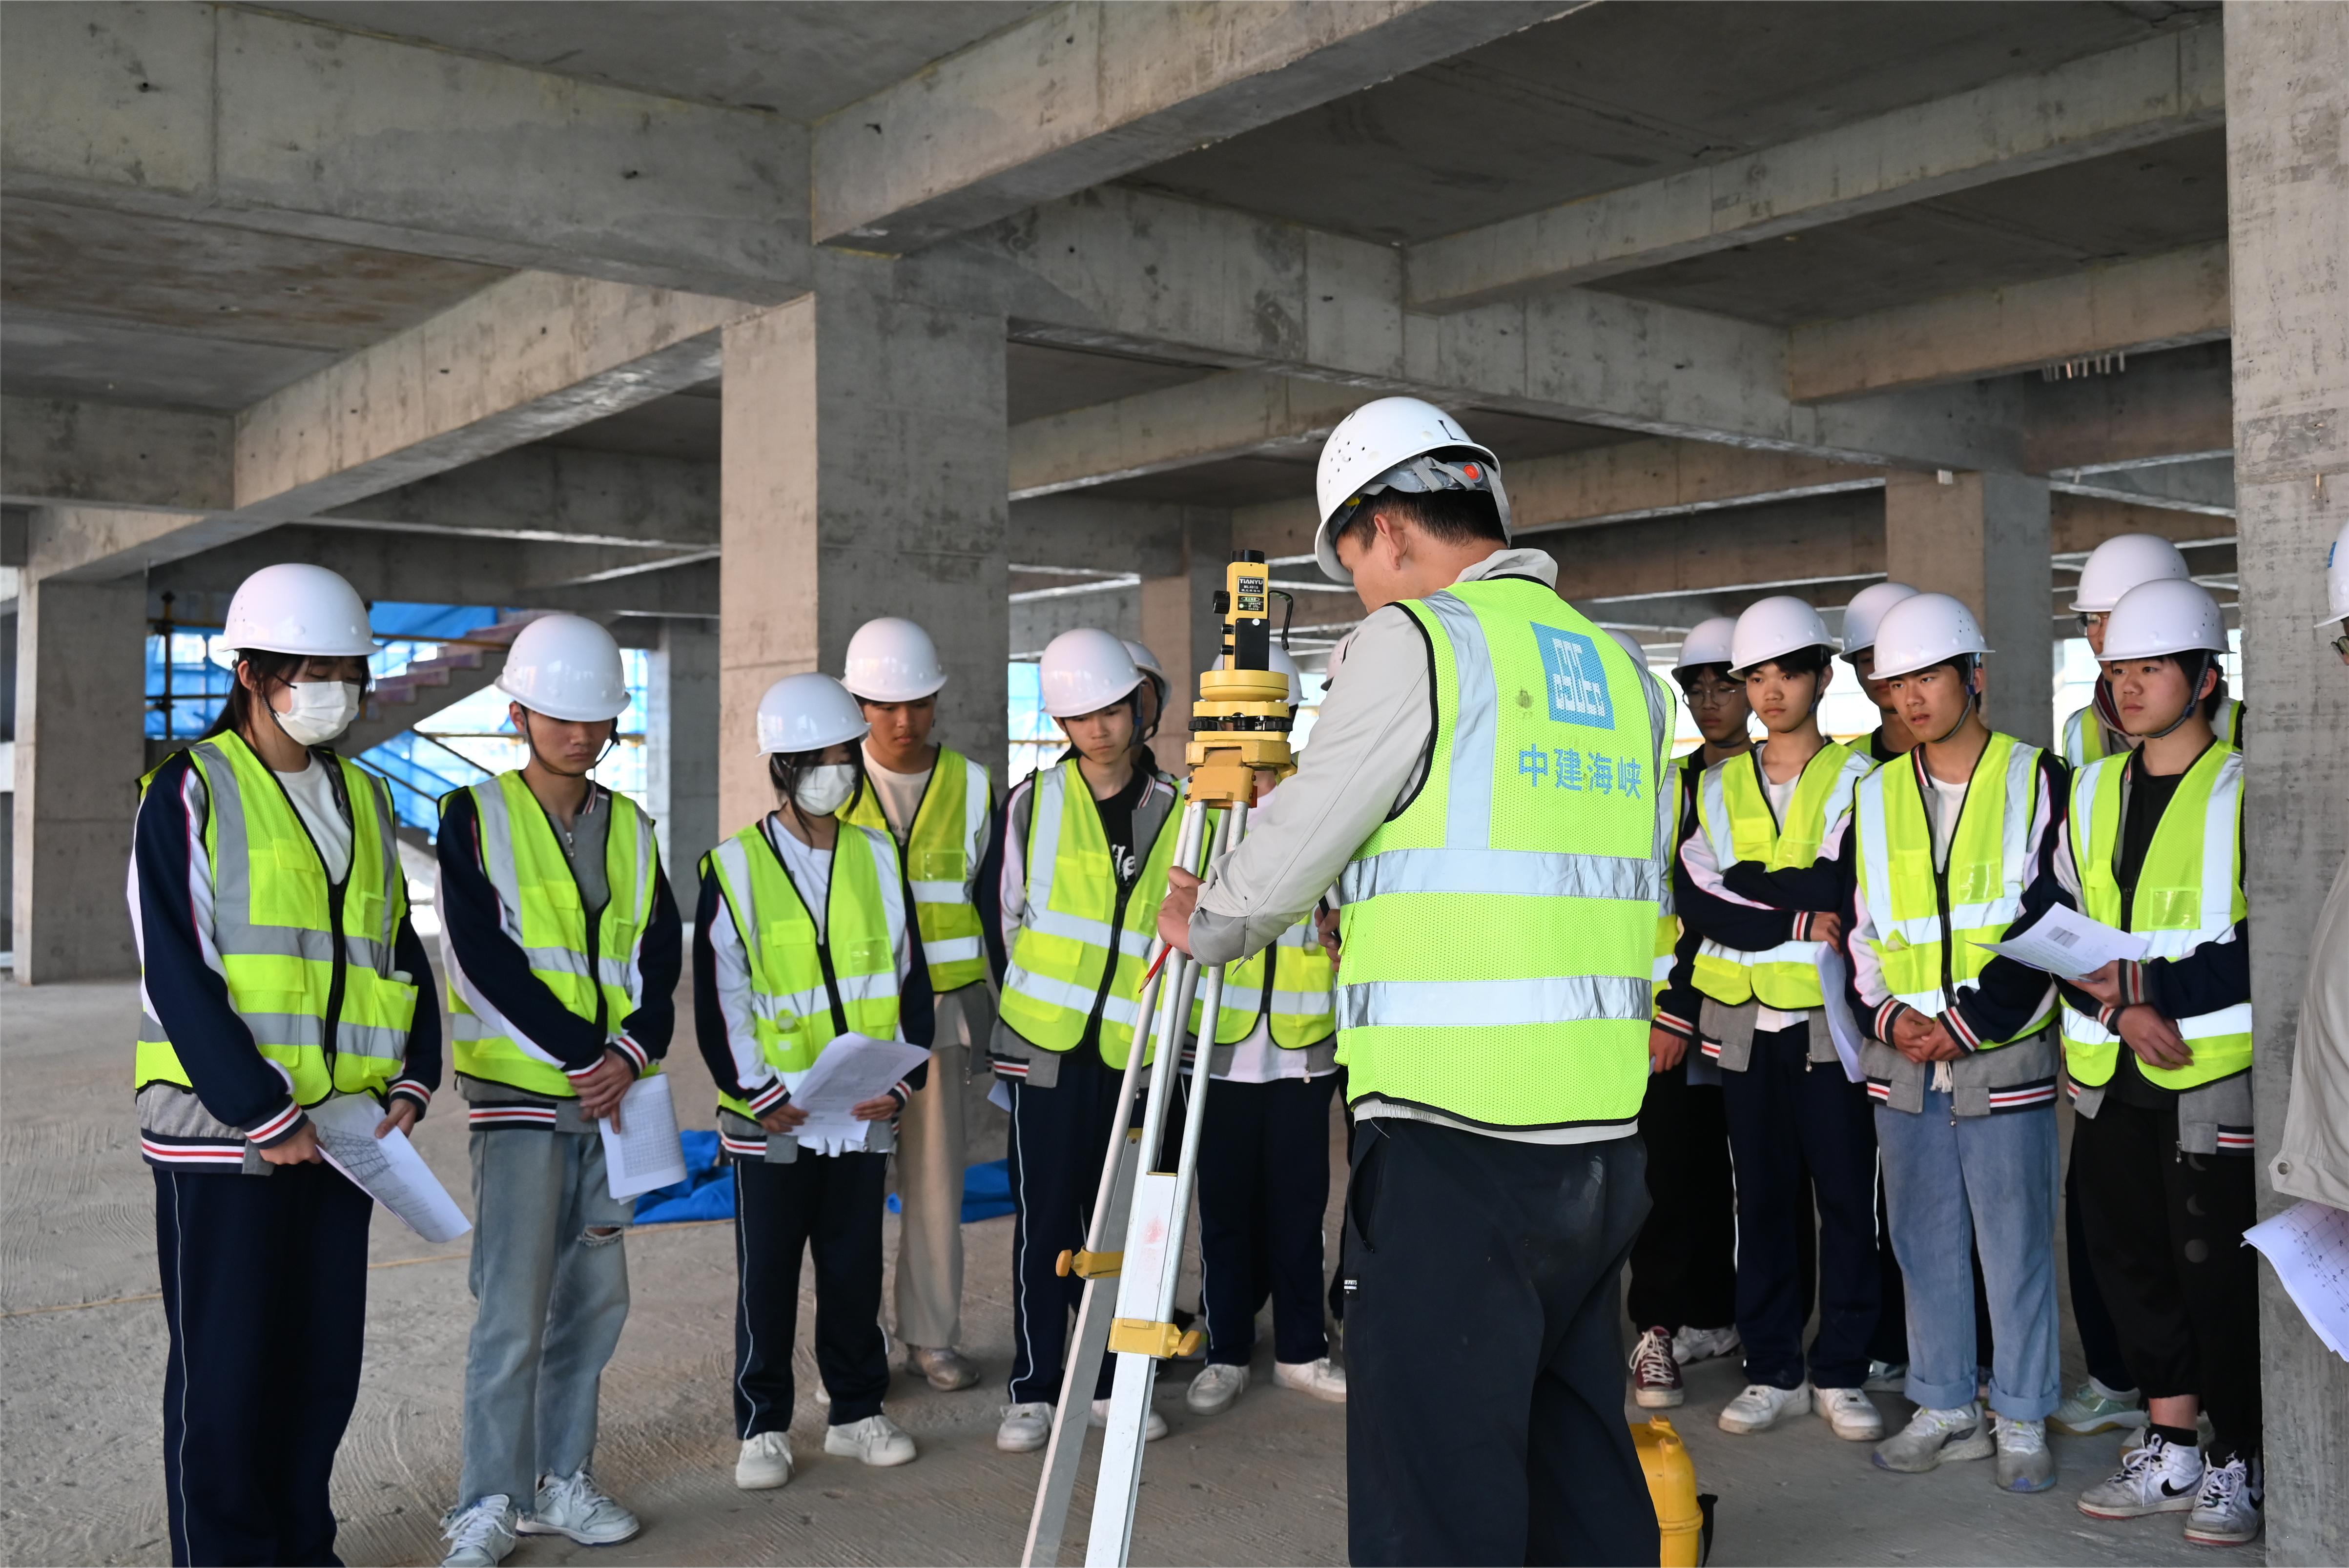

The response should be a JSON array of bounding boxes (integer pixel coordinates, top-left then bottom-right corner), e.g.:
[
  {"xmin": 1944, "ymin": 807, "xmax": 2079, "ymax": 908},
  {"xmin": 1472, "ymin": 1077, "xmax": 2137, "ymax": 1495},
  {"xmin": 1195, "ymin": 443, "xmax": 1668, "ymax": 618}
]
[
  {"xmin": 435, "ymin": 615, "xmax": 682, "ymax": 1568},
  {"xmin": 838, "ymin": 616, "xmax": 998, "ymax": 1394},
  {"xmin": 1158, "ymin": 397, "xmax": 1674, "ymax": 1566},
  {"xmin": 1845, "ymin": 594, "xmax": 2069, "ymax": 1494},
  {"xmin": 2056, "ymin": 578, "xmax": 2262, "ymax": 1547}
]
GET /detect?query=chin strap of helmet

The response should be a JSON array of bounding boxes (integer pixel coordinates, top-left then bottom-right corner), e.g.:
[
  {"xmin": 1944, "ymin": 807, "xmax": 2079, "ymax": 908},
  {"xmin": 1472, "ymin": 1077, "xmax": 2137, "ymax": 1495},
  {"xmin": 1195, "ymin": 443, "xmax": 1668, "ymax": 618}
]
[
  {"xmin": 2143, "ymin": 652, "xmax": 2217, "ymax": 741},
  {"xmin": 1921, "ymin": 657, "xmax": 1983, "ymax": 746}
]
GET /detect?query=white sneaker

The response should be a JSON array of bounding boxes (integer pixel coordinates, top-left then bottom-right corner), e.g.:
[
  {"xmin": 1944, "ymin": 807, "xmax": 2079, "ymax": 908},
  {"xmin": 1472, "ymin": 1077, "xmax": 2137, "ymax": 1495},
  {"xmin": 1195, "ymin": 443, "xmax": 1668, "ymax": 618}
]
[
  {"xmin": 517, "ymin": 1469, "xmax": 639, "ymax": 1545},
  {"xmin": 1274, "ymin": 1358, "xmax": 1347, "ymax": 1403},
  {"xmin": 2183, "ymin": 1455, "xmax": 2262, "ymax": 1546},
  {"xmin": 997, "ymin": 1401, "xmax": 1052, "ymax": 1452},
  {"xmin": 1671, "ymin": 1324, "xmax": 1741, "ymax": 1366},
  {"xmin": 1718, "ymin": 1381, "xmax": 1811, "ymax": 1434},
  {"xmin": 2078, "ymin": 1431, "xmax": 2204, "ymax": 1519},
  {"xmin": 1186, "ymin": 1362, "xmax": 1249, "ymax": 1414},
  {"xmin": 1992, "ymin": 1413, "xmax": 2056, "ymax": 1493},
  {"xmin": 824, "ymin": 1413, "xmax": 917, "ymax": 1467},
  {"xmin": 2050, "ymin": 1376, "xmax": 2147, "ymax": 1435},
  {"xmin": 1873, "ymin": 1403, "xmax": 1992, "ymax": 1473},
  {"xmin": 1814, "ymin": 1386, "xmax": 1885, "ymax": 1442},
  {"xmin": 1090, "ymin": 1397, "xmax": 1168, "ymax": 1440},
  {"xmin": 438, "ymin": 1495, "xmax": 517, "ymax": 1568},
  {"xmin": 735, "ymin": 1431, "xmax": 794, "ymax": 1489}
]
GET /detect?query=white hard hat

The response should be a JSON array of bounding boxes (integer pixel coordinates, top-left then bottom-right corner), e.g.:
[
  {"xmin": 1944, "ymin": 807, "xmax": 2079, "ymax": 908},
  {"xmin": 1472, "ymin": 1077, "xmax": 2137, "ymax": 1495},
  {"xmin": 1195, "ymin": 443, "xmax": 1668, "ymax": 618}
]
[
  {"xmin": 1840, "ymin": 582, "xmax": 1921, "ymax": 660},
  {"xmin": 221, "ymin": 563, "xmax": 375, "ymax": 658},
  {"xmin": 494, "ymin": 614, "xmax": 627, "ymax": 722},
  {"xmin": 2102, "ymin": 578, "xmax": 2226, "ymax": 661},
  {"xmin": 842, "ymin": 617, "xmax": 947, "ymax": 702},
  {"xmin": 1121, "ymin": 639, "xmax": 1168, "ymax": 696},
  {"xmin": 1730, "ymin": 595, "xmax": 1835, "ymax": 674},
  {"xmin": 1869, "ymin": 593, "xmax": 1992, "ymax": 681},
  {"xmin": 2071, "ymin": 533, "xmax": 2190, "ymax": 613},
  {"xmin": 756, "ymin": 672, "xmax": 869, "ymax": 756},
  {"xmin": 1039, "ymin": 628, "xmax": 1144, "ymax": 719},
  {"xmin": 1605, "ymin": 628, "xmax": 1648, "ymax": 666},
  {"xmin": 1217, "ymin": 644, "xmax": 1304, "ymax": 705},
  {"xmin": 1673, "ymin": 616, "xmax": 1738, "ymax": 672},
  {"xmin": 1312, "ymin": 396, "xmax": 1511, "ymax": 585},
  {"xmin": 2320, "ymin": 517, "xmax": 2349, "ymax": 628}
]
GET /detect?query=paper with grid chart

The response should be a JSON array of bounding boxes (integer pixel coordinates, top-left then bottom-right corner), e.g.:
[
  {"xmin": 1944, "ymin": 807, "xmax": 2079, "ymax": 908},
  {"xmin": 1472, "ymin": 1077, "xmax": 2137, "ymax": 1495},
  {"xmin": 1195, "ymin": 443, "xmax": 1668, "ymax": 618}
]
[
  {"xmin": 309, "ymin": 1093, "xmax": 472, "ymax": 1243},
  {"xmin": 2244, "ymin": 1200, "xmax": 2349, "ymax": 1363},
  {"xmin": 599, "ymin": 1073, "xmax": 688, "ymax": 1200}
]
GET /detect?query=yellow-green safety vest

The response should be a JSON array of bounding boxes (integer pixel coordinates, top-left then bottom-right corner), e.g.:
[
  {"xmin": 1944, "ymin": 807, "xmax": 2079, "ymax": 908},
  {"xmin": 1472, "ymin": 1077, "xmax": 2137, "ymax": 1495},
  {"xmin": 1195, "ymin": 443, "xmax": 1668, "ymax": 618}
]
[
  {"xmin": 445, "ymin": 773, "xmax": 659, "ymax": 1098},
  {"xmin": 1336, "ymin": 578, "xmax": 1671, "ymax": 1131},
  {"xmin": 841, "ymin": 747, "xmax": 991, "ymax": 994},
  {"xmin": 135, "ymin": 733, "xmax": 419, "ymax": 1103},
  {"xmin": 1191, "ymin": 911, "xmax": 1336, "ymax": 1048},
  {"xmin": 1691, "ymin": 743, "xmax": 1871, "ymax": 1010},
  {"xmin": 2065, "ymin": 695, "xmax": 2241, "ymax": 767},
  {"xmin": 2061, "ymin": 744, "xmax": 2251, "ymax": 1090},
  {"xmin": 1851, "ymin": 733, "xmax": 2053, "ymax": 1045},
  {"xmin": 999, "ymin": 760, "xmax": 1181, "ymax": 1071},
  {"xmin": 704, "ymin": 817, "xmax": 906, "ymax": 1120},
  {"xmin": 1653, "ymin": 749, "xmax": 1705, "ymax": 999}
]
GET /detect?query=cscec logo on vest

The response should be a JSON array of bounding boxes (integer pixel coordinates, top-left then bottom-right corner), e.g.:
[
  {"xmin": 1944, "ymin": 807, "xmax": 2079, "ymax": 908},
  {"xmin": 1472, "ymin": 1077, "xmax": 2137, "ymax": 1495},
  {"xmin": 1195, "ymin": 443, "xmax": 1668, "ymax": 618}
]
[{"xmin": 1534, "ymin": 625, "xmax": 1615, "ymax": 729}]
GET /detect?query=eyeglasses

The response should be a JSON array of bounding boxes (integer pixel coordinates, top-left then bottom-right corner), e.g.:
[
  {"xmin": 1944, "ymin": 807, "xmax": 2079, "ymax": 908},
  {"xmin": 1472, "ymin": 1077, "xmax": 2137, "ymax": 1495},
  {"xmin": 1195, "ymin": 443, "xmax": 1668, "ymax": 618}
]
[{"xmin": 2076, "ymin": 612, "xmax": 2108, "ymax": 636}]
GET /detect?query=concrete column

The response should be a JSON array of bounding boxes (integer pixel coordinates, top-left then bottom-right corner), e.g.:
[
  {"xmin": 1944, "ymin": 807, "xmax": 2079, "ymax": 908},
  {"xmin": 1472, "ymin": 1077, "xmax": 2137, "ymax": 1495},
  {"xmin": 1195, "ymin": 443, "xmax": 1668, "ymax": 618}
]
[
  {"xmin": 1882, "ymin": 470, "xmax": 2054, "ymax": 747},
  {"xmin": 718, "ymin": 255, "xmax": 1007, "ymax": 834},
  {"xmin": 11, "ymin": 570, "xmax": 145, "ymax": 981},
  {"xmin": 1137, "ymin": 511, "xmax": 1232, "ymax": 775},
  {"xmin": 646, "ymin": 618, "xmax": 719, "ymax": 884},
  {"xmin": 2226, "ymin": 5, "xmax": 2349, "ymax": 1559}
]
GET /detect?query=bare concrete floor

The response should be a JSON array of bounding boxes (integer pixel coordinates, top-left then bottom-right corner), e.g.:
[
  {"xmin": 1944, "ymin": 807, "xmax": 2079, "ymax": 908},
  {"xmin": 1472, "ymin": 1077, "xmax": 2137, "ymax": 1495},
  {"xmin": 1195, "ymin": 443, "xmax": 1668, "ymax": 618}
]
[{"xmin": 3, "ymin": 980, "xmax": 2239, "ymax": 1566}]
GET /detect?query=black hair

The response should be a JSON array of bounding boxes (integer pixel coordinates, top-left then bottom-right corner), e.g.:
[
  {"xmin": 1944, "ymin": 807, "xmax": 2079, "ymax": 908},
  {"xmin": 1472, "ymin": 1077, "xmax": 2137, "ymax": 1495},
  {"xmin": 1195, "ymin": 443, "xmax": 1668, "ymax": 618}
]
[
  {"xmin": 1674, "ymin": 662, "xmax": 1736, "ymax": 696},
  {"xmin": 769, "ymin": 745, "xmax": 865, "ymax": 809},
  {"xmin": 1736, "ymin": 644, "xmax": 1832, "ymax": 681},
  {"xmin": 199, "ymin": 648, "xmax": 373, "ymax": 744},
  {"xmin": 1334, "ymin": 485, "xmax": 1506, "ymax": 560}
]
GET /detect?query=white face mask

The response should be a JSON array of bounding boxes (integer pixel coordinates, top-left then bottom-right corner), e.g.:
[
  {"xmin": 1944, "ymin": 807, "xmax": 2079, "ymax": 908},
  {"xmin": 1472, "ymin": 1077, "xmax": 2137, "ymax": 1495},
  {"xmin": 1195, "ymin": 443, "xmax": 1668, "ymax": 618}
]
[
  {"xmin": 789, "ymin": 763, "xmax": 858, "ymax": 818},
  {"xmin": 273, "ymin": 681, "xmax": 361, "ymax": 746}
]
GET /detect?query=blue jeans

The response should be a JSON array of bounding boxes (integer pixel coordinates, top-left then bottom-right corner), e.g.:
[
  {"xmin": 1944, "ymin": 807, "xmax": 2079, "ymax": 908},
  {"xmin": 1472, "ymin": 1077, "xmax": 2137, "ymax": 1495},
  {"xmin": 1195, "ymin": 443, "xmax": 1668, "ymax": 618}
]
[
  {"xmin": 458, "ymin": 1128, "xmax": 634, "ymax": 1506},
  {"xmin": 1875, "ymin": 1093, "xmax": 2061, "ymax": 1419}
]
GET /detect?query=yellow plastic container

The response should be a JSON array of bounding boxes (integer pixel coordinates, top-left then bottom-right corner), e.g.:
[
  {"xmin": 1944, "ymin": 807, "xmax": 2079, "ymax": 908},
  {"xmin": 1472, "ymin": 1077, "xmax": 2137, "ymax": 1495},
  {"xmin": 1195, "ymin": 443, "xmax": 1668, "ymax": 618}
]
[{"xmin": 1634, "ymin": 1416, "xmax": 1705, "ymax": 1568}]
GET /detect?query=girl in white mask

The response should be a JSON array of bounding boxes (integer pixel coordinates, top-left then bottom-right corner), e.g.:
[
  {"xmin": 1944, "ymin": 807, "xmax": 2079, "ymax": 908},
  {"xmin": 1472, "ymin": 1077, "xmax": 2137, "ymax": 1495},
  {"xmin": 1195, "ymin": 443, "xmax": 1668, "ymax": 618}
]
[{"xmin": 694, "ymin": 672, "xmax": 937, "ymax": 1487}]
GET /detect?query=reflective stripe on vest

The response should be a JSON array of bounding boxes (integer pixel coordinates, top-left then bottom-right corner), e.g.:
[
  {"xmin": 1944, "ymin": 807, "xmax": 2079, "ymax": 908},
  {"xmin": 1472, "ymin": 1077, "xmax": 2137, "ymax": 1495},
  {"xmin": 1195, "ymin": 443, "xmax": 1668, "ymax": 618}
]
[
  {"xmin": 998, "ymin": 762, "xmax": 1180, "ymax": 1070},
  {"xmin": 1336, "ymin": 578, "xmax": 1669, "ymax": 1130},
  {"xmin": 841, "ymin": 747, "xmax": 991, "ymax": 993},
  {"xmin": 706, "ymin": 818, "xmax": 905, "ymax": 1120},
  {"xmin": 2061, "ymin": 744, "xmax": 2251, "ymax": 1090},
  {"xmin": 1853, "ymin": 733, "xmax": 2052, "ymax": 1043},
  {"xmin": 1691, "ymin": 743, "xmax": 1869, "ymax": 1010},
  {"xmin": 1191, "ymin": 910, "xmax": 1336, "ymax": 1048},
  {"xmin": 135, "ymin": 734, "xmax": 418, "ymax": 1103},
  {"xmin": 446, "ymin": 774, "xmax": 659, "ymax": 1098}
]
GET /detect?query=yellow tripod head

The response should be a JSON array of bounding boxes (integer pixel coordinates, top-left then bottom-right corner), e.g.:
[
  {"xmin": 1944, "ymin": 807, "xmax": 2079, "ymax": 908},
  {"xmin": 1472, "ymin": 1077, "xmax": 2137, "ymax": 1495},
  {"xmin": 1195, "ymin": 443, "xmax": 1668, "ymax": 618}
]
[{"xmin": 1184, "ymin": 551, "xmax": 1297, "ymax": 808}]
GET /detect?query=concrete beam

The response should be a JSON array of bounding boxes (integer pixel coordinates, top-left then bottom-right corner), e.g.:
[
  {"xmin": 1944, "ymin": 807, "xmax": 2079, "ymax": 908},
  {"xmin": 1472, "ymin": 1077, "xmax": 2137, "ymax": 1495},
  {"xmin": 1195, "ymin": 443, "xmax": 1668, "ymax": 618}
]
[
  {"xmin": 28, "ymin": 272, "xmax": 759, "ymax": 581},
  {"xmin": 1233, "ymin": 437, "xmax": 1884, "ymax": 559},
  {"xmin": 1544, "ymin": 491, "xmax": 1884, "ymax": 605},
  {"xmin": 1405, "ymin": 26, "xmax": 2224, "ymax": 313},
  {"xmin": 2049, "ymin": 456, "xmax": 2235, "ymax": 517},
  {"xmin": 144, "ymin": 525, "xmax": 706, "ymax": 612},
  {"xmin": 2051, "ymin": 492, "xmax": 2236, "ymax": 556},
  {"xmin": 994, "ymin": 185, "xmax": 2026, "ymax": 473},
  {"xmin": 1010, "ymin": 371, "xmax": 1360, "ymax": 499},
  {"xmin": 0, "ymin": 398, "xmax": 233, "ymax": 513},
  {"xmin": 815, "ymin": 0, "xmax": 1571, "ymax": 251},
  {"xmin": 2024, "ymin": 342, "xmax": 2234, "ymax": 474},
  {"xmin": 0, "ymin": 4, "xmax": 808, "ymax": 299},
  {"xmin": 1010, "ymin": 494, "xmax": 1194, "ymax": 577},
  {"xmin": 1789, "ymin": 245, "xmax": 2232, "ymax": 404}
]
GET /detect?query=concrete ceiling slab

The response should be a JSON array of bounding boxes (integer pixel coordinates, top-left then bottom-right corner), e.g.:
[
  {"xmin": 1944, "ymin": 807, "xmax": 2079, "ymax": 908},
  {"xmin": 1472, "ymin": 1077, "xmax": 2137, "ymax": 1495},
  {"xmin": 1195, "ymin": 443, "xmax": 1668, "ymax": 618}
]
[
  {"xmin": 1596, "ymin": 131, "xmax": 2229, "ymax": 327},
  {"xmin": 538, "ymin": 394, "xmax": 722, "ymax": 462},
  {"xmin": 1, "ymin": 200, "xmax": 512, "ymax": 349},
  {"xmin": 1465, "ymin": 409, "xmax": 1647, "ymax": 464},
  {"xmin": 1089, "ymin": 454, "xmax": 1317, "ymax": 510},
  {"xmin": 1007, "ymin": 342, "xmax": 1218, "ymax": 426},
  {"xmin": 1121, "ymin": 1, "xmax": 2215, "ymax": 247},
  {"xmin": 1, "ymin": 308, "xmax": 340, "ymax": 411},
  {"xmin": 267, "ymin": 1, "xmax": 1049, "ymax": 120}
]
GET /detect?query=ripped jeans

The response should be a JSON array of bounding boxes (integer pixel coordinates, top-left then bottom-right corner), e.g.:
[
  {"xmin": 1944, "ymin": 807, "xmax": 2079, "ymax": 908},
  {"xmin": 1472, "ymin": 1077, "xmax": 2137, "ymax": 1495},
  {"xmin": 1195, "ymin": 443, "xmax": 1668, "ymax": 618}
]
[{"xmin": 457, "ymin": 1127, "xmax": 634, "ymax": 1508}]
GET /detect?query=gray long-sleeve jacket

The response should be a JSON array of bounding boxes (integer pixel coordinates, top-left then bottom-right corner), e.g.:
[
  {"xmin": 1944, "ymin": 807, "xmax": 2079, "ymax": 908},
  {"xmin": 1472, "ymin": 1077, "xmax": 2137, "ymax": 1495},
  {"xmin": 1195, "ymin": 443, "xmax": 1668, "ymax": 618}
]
[{"xmin": 1189, "ymin": 546, "xmax": 1675, "ymax": 1145}]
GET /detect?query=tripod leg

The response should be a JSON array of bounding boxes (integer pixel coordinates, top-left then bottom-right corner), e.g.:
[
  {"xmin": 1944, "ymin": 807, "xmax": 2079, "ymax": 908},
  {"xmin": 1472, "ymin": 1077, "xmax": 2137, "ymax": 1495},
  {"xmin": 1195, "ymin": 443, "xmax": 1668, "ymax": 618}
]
[{"xmin": 1023, "ymin": 800, "xmax": 1212, "ymax": 1567}]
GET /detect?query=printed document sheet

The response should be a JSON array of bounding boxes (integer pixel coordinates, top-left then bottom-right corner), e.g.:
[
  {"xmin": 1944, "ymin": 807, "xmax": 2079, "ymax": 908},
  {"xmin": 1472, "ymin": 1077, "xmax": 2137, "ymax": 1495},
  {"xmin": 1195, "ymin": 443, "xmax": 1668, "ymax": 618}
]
[
  {"xmin": 1973, "ymin": 904, "xmax": 2147, "ymax": 981},
  {"xmin": 789, "ymin": 1034, "xmax": 932, "ymax": 1155},
  {"xmin": 599, "ymin": 1073, "xmax": 688, "ymax": 1200},
  {"xmin": 2245, "ymin": 1200, "xmax": 2349, "ymax": 1364},
  {"xmin": 309, "ymin": 1093, "xmax": 472, "ymax": 1243}
]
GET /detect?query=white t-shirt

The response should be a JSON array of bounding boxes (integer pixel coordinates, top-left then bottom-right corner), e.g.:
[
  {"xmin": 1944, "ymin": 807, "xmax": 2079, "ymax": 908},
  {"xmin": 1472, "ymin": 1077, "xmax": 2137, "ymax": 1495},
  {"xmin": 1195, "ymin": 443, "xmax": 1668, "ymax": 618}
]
[
  {"xmin": 1920, "ymin": 766, "xmax": 1968, "ymax": 870},
  {"xmin": 764, "ymin": 814, "xmax": 833, "ymax": 937},
  {"xmin": 276, "ymin": 759, "xmax": 352, "ymax": 883},
  {"xmin": 861, "ymin": 749, "xmax": 933, "ymax": 842}
]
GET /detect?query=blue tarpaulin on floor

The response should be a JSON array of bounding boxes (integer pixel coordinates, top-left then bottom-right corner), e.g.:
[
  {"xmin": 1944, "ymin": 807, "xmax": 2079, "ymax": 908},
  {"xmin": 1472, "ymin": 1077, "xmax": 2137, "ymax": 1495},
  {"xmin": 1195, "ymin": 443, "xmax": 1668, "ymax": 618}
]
[{"xmin": 633, "ymin": 1135, "xmax": 1015, "ymax": 1227}]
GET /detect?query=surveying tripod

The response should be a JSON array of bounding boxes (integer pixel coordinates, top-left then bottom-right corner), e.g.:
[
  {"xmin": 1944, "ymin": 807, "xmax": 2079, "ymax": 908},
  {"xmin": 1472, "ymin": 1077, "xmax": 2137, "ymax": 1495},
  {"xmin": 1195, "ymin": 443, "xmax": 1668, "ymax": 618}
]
[{"xmin": 1021, "ymin": 552, "xmax": 1300, "ymax": 1568}]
